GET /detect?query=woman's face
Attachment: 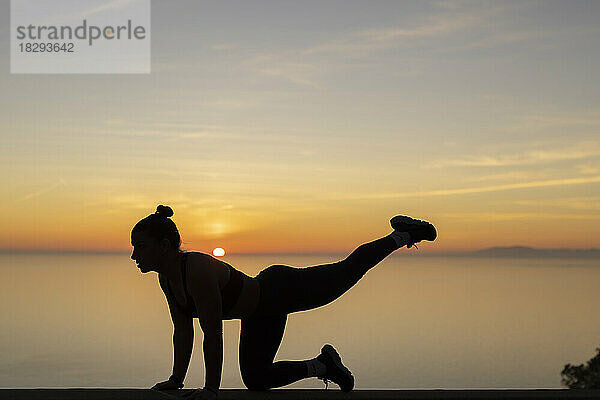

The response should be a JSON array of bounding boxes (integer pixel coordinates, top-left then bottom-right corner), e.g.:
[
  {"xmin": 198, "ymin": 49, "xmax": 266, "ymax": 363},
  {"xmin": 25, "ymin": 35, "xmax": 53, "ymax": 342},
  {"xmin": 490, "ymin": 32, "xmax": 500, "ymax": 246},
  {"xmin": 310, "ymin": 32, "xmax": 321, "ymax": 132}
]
[{"xmin": 130, "ymin": 230, "xmax": 162, "ymax": 273}]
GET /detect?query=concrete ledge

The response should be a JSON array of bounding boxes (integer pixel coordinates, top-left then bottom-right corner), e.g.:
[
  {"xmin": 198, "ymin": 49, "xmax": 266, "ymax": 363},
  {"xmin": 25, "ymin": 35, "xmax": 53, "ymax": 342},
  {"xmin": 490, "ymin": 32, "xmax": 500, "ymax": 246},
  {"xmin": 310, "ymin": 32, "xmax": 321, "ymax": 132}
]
[
  {"xmin": 1, "ymin": 389, "xmax": 600, "ymax": 400},
  {"xmin": 2, "ymin": 389, "xmax": 600, "ymax": 400}
]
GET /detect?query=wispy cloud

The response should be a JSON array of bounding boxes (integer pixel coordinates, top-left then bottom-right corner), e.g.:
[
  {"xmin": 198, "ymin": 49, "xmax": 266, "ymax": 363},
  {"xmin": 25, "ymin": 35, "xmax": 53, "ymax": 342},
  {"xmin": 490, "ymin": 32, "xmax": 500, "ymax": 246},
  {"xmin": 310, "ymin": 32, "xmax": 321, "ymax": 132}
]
[
  {"xmin": 39, "ymin": 0, "xmax": 141, "ymax": 27},
  {"xmin": 240, "ymin": 2, "xmax": 541, "ymax": 89},
  {"xmin": 461, "ymin": 171, "xmax": 542, "ymax": 183},
  {"xmin": 18, "ymin": 179, "xmax": 67, "ymax": 202},
  {"xmin": 435, "ymin": 29, "xmax": 549, "ymax": 53},
  {"xmin": 576, "ymin": 164, "xmax": 600, "ymax": 175},
  {"xmin": 259, "ymin": 63, "xmax": 322, "ymax": 89},
  {"xmin": 99, "ymin": 119, "xmax": 354, "ymax": 147},
  {"xmin": 303, "ymin": 1, "xmax": 543, "ymax": 57},
  {"xmin": 437, "ymin": 211, "xmax": 600, "ymax": 221},
  {"xmin": 330, "ymin": 175, "xmax": 600, "ymax": 200},
  {"xmin": 239, "ymin": 3, "xmax": 503, "ymax": 88},
  {"xmin": 82, "ymin": 0, "xmax": 138, "ymax": 17},
  {"xmin": 519, "ymin": 114, "xmax": 600, "ymax": 127},
  {"xmin": 302, "ymin": 12, "xmax": 482, "ymax": 56},
  {"xmin": 429, "ymin": 142, "xmax": 600, "ymax": 168},
  {"xmin": 512, "ymin": 197, "xmax": 600, "ymax": 212}
]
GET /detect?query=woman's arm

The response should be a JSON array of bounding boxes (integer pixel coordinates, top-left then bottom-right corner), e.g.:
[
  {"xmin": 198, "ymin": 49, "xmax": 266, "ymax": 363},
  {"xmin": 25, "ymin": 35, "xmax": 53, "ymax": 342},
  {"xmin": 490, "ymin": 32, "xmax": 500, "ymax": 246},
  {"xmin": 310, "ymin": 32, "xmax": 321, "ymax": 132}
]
[
  {"xmin": 173, "ymin": 323, "xmax": 194, "ymax": 381},
  {"xmin": 159, "ymin": 274, "xmax": 195, "ymax": 383},
  {"xmin": 187, "ymin": 255, "xmax": 225, "ymax": 392},
  {"xmin": 202, "ymin": 324, "xmax": 223, "ymax": 392}
]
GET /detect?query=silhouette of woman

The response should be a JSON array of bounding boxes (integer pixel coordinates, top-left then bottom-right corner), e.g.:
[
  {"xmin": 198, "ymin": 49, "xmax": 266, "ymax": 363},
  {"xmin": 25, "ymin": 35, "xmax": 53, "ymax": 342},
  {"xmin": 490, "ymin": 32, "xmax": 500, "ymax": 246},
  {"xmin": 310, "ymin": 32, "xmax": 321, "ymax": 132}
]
[{"xmin": 133, "ymin": 205, "xmax": 436, "ymax": 399}]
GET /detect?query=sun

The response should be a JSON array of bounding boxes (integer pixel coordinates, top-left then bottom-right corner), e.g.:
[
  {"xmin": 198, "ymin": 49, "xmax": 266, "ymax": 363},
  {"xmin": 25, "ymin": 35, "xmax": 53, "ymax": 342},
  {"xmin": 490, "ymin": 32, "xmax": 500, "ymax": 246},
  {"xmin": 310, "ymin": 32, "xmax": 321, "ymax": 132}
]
[{"xmin": 212, "ymin": 247, "xmax": 226, "ymax": 257}]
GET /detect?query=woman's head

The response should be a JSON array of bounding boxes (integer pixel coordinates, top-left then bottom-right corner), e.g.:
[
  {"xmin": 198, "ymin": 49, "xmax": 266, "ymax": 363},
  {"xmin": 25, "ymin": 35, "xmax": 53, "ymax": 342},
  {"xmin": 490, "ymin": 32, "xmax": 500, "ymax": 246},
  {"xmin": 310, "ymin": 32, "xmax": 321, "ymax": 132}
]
[{"xmin": 131, "ymin": 205, "xmax": 183, "ymax": 271}]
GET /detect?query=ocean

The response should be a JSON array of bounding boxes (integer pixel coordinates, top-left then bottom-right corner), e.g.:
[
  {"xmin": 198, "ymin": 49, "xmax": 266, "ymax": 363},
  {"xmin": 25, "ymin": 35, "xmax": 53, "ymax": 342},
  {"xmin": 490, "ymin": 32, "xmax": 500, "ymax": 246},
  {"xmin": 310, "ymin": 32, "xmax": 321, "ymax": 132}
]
[{"xmin": 1, "ymin": 251, "xmax": 599, "ymax": 389}]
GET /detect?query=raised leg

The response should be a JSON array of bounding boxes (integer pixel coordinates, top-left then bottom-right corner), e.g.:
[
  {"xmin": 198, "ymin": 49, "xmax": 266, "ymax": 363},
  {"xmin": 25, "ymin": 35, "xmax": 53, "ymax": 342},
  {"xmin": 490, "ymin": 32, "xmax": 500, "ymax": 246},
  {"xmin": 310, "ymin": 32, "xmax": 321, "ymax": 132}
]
[
  {"xmin": 255, "ymin": 235, "xmax": 399, "ymax": 316},
  {"xmin": 288, "ymin": 235, "xmax": 399, "ymax": 313}
]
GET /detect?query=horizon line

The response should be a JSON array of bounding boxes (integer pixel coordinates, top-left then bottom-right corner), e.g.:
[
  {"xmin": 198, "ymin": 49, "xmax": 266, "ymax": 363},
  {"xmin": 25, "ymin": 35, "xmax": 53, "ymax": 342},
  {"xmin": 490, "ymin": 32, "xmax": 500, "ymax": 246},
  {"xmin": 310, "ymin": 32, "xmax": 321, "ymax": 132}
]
[{"xmin": 1, "ymin": 246, "xmax": 599, "ymax": 257}]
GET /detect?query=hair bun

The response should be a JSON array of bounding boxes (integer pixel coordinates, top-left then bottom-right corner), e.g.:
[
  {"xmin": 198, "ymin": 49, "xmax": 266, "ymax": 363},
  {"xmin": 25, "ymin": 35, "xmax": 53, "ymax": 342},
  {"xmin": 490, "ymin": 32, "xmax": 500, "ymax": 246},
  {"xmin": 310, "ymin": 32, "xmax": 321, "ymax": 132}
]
[{"xmin": 155, "ymin": 205, "xmax": 174, "ymax": 218}]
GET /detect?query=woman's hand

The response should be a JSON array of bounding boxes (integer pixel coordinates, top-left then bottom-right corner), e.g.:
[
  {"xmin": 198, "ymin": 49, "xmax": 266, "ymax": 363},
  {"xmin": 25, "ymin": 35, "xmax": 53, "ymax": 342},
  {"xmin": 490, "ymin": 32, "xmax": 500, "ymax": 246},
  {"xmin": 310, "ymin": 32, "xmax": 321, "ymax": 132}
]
[
  {"xmin": 151, "ymin": 377, "xmax": 184, "ymax": 390},
  {"xmin": 182, "ymin": 387, "xmax": 218, "ymax": 399}
]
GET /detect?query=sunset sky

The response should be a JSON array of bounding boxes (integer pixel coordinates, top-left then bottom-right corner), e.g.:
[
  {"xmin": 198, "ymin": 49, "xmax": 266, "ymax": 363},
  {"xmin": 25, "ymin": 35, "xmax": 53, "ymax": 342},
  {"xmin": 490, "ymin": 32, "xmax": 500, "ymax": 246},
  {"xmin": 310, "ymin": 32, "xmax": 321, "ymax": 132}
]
[{"xmin": 1, "ymin": 0, "xmax": 599, "ymax": 253}]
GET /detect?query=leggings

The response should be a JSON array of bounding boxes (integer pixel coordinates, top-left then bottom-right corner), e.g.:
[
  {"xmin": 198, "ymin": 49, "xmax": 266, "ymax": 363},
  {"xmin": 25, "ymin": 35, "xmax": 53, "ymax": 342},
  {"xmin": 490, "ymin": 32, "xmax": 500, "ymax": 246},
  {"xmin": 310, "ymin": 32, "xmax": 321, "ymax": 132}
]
[{"xmin": 238, "ymin": 235, "xmax": 398, "ymax": 390}]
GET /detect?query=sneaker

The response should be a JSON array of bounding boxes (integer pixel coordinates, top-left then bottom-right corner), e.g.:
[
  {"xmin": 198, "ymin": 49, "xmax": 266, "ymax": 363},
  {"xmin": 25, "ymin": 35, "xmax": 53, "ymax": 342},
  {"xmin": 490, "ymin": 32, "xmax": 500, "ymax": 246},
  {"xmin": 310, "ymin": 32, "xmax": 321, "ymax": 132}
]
[
  {"xmin": 390, "ymin": 215, "xmax": 437, "ymax": 248},
  {"xmin": 316, "ymin": 344, "xmax": 354, "ymax": 392}
]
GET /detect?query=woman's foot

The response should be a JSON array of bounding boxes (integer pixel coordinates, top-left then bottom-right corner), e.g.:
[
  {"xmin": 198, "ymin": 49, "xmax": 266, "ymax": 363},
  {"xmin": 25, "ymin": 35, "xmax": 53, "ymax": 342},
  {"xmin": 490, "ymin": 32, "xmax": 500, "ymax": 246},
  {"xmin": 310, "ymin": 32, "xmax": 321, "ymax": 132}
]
[
  {"xmin": 390, "ymin": 215, "xmax": 437, "ymax": 248},
  {"xmin": 316, "ymin": 344, "xmax": 354, "ymax": 392}
]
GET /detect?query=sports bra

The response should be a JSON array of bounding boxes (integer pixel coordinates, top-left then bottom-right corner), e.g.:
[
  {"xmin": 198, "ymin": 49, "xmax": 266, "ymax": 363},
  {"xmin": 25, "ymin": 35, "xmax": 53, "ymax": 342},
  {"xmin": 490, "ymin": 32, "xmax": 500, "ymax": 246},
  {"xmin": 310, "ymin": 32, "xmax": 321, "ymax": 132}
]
[{"xmin": 165, "ymin": 252, "xmax": 244, "ymax": 318}]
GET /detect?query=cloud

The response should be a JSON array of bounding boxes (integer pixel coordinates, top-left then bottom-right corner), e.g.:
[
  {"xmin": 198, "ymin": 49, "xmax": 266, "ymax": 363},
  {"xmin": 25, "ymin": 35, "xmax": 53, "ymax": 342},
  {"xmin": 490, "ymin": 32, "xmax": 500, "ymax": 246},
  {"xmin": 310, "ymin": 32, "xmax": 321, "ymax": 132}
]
[
  {"xmin": 237, "ymin": 1, "xmax": 544, "ymax": 90},
  {"xmin": 461, "ymin": 171, "xmax": 541, "ymax": 183},
  {"xmin": 302, "ymin": 12, "xmax": 481, "ymax": 56},
  {"xmin": 18, "ymin": 179, "xmax": 68, "ymax": 202},
  {"xmin": 37, "ymin": 0, "xmax": 141, "ymax": 27},
  {"xmin": 299, "ymin": 7, "xmax": 492, "ymax": 59},
  {"xmin": 429, "ymin": 142, "xmax": 600, "ymax": 168},
  {"xmin": 576, "ymin": 164, "xmax": 600, "ymax": 175},
  {"xmin": 490, "ymin": 110, "xmax": 600, "ymax": 136},
  {"xmin": 82, "ymin": 0, "xmax": 138, "ymax": 17},
  {"xmin": 520, "ymin": 114, "xmax": 600, "ymax": 127},
  {"xmin": 259, "ymin": 63, "xmax": 322, "ymax": 89},
  {"xmin": 435, "ymin": 29, "xmax": 549, "ymax": 53},
  {"xmin": 98, "ymin": 119, "xmax": 334, "ymax": 146},
  {"xmin": 436, "ymin": 211, "xmax": 600, "ymax": 221},
  {"xmin": 331, "ymin": 175, "xmax": 600, "ymax": 200},
  {"xmin": 512, "ymin": 197, "xmax": 600, "ymax": 211},
  {"xmin": 240, "ymin": 4, "xmax": 496, "ymax": 88},
  {"xmin": 301, "ymin": 1, "xmax": 542, "ymax": 57},
  {"xmin": 105, "ymin": 194, "xmax": 156, "ymax": 211}
]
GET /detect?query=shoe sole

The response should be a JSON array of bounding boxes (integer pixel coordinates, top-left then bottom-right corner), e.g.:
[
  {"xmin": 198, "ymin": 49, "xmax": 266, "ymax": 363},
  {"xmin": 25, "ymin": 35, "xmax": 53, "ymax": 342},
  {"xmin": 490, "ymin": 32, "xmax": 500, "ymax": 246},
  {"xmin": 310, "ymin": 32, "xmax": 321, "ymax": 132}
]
[
  {"xmin": 390, "ymin": 215, "xmax": 437, "ymax": 241},
  {"xmin": 321, "ymin": 344, "xmax": 354, "ymax": 392}
]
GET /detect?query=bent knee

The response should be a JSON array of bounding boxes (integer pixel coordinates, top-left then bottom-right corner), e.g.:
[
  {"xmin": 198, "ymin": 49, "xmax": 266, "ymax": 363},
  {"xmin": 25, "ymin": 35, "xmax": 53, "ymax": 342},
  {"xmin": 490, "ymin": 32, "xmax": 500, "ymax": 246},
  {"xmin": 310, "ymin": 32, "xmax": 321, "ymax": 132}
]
[
  {"xmin": 242, "ymin": 369, "xmax": 270, "ymax": 391},
  {"xmin": 243, "ymin": 378, "xmax": 270, "ymax": 391},
  {"xmin": 245, "ymin": 382, "xmax": 270, "ymax": 391}
]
